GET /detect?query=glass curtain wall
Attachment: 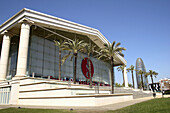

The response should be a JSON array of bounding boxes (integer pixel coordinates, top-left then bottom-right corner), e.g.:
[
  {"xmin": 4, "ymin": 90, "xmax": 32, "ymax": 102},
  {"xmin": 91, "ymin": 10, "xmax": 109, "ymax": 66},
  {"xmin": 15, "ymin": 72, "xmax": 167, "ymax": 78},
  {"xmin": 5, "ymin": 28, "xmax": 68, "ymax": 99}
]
[
  {"xmin": 27, "ymin": 35, "xmax": 73, "ymax": 79},
  {"xmin": 7, "ymin": 36, "xmax": 19, "ymax": 79},
  {"xmin": 27, "ymin": 35, "xmax": 111, "ymax": 85}
]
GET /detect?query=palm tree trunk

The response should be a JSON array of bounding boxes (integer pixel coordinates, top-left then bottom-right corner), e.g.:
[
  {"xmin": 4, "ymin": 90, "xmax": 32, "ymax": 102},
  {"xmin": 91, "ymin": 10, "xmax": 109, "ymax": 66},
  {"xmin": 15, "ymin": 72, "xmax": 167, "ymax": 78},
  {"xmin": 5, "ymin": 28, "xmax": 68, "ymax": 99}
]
[
  {"xmin": 141, "ymin": 74, "xmax": 144, "ymax": 90},
  {"xmin": 151, "ymin": 75, "xmax": 154, "ymax": 92},
  {"xmin": 132, "ymin": 71, "xmax": 135, "ymax": 88},
  {"xmin": 73, "ymin": 53, "xmax": 77, "ymax": 84},
  {"xmin": 88, "ymin": 54, "xmax": 92, "ymax": 88},
  {"xmin": 59, "ymin": 50, "xmax": 61, "ymax": 80},
  {"xmin": 111, "ymin": 56, "xmax": 114, "ymax": 94}
]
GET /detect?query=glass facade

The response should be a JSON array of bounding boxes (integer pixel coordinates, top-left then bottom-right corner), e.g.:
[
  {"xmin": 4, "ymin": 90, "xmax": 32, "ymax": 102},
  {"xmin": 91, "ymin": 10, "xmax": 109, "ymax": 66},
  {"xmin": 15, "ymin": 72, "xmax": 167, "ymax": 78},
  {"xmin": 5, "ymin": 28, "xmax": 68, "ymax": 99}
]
[
  {"xmin": 136, "ymin": 58, "xmax": 148, "ymax": 89},
  {"xmin": 7, "ymin": 36, "xmax": 19, "ymax": 80},
  {"xmin": 27, "ymin": 35, "xmax": 111, "ymax": 84}
]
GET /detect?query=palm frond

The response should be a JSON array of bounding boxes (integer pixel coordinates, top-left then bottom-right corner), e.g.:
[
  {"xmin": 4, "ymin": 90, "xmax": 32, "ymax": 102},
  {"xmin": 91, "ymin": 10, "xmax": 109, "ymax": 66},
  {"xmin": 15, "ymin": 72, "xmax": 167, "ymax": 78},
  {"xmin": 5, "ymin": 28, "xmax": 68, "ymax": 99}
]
[
  {"xmin": 131, "ymin": 65, "xmax": 134, "ymax": 69},
  {"xmin": 70, "ymin": 55, "xmax": 75, "ymax": 61},
  {"xmin": 104, "ymin": 43, "xmax": 109, "ymax": 48},
  {"xmin": 115, "ymin": 42, "xmax": 121, "ymax": 48},
  {"xmin": 153, "ymin": 71, "xmax": 158, "ymax": 75},
  {"xmin": 117, "ymin": 66, "xmax": 125, "ymax": 71},
  {"xmin": 127, "ymin": 65, "xmax": 134, "ymax": 71},
  {"xmin": 62, "ymin": 47, "xmax": 72, "ymax": 51},
  {"xmin": 137, "ymin": 70, "xmax": 145, "ymax": 74},
  {"xmin": 111, "ymin": 41, "xmax": 116, "ymax": 49},
  {"xmin": 144, "ymin": 72, "xmax": 150, "ymax": 77},
  {"xmin": 62, "ymin": 52, "xmax": 72, "ymax": 65},
  {"xmin": 149, "ymin": 70, "xmax": 158, "ymax": 76},
  {"xmin": 126, "ymin": 69, "xmax": 130, "ymax": 72},
  {"xmin": 98, "ymin": 54, "xmax": 106, "ymax": 60},
  {"xmin": 116, "ymin": 47, "xmax": 126, "ymax": 52}
]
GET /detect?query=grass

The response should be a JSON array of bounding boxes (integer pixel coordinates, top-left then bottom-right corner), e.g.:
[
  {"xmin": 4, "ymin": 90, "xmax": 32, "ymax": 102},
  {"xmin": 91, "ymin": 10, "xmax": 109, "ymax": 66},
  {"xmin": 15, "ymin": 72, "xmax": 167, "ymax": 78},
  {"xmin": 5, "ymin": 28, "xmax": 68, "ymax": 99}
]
[
  {"xmin": 0, "ymin": 98, "xmax": 169, "ymax": 113},
  {"xmin": 106, "ymin": 98, "xmax": 170, "ymax": 113},
  {"xmin": 0, "ymin": 108, "xmax": 76, "ymax": 113}
]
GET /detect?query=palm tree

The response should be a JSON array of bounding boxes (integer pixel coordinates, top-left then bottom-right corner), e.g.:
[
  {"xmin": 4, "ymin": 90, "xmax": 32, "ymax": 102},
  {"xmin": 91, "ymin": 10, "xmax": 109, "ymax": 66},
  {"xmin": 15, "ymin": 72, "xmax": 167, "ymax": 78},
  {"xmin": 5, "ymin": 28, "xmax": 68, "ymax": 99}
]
[
  {"xmin": 98, "ymin": 41, "xmax": 126, "ymax": 94},
  {"xmin": 117, "ymin": 65, "xmax": 125, "ymax": 86},
  {"xmin": 85, "ymin": 42, "xmax": 96, "ymax": 88},
  {"xmin": 54, "ymin": 39, "xmax": 66, "ymax": 80},
  {"xmin": 144, "ymin": 72, "xmax": 150, "ymax": 90},
  {"xmin": 147, "ymin": 70, "xmax": 158, "ymax": 91},
  {"xmin": 127, "ymin": 65, "xmax": 135, "ymax": 88},
  {"xmin": 137, "ymin": 70, "xmax": 145, "ymax": 90},
  {"xmin": 62, "ymin": 38, "xmax": 87, "ymax": 84}
]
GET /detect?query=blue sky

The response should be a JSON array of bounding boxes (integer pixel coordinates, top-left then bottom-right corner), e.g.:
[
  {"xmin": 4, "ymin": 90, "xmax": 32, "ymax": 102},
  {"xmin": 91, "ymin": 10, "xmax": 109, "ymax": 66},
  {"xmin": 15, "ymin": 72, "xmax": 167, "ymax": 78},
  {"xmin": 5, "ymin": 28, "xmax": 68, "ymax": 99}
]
[{"xmin": 0, "ymin": 0, "xmax": 170, "ymax": 87}]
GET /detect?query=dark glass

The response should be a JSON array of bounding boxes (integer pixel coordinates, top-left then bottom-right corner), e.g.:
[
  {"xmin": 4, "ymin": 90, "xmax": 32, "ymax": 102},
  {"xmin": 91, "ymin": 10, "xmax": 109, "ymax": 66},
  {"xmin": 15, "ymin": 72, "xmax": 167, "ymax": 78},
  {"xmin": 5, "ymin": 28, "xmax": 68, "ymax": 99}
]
[{"xmin": 7, "ymin": 36, "xmax": 19, "ymax": 79}]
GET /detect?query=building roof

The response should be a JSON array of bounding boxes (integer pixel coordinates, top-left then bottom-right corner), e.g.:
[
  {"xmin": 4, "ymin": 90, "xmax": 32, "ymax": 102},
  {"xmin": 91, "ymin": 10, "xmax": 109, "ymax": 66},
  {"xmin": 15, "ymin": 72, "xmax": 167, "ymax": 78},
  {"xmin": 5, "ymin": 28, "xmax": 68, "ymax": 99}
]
[{"xmin": 0, "ymin": 8, "xmax": 126, "ymax": 65}]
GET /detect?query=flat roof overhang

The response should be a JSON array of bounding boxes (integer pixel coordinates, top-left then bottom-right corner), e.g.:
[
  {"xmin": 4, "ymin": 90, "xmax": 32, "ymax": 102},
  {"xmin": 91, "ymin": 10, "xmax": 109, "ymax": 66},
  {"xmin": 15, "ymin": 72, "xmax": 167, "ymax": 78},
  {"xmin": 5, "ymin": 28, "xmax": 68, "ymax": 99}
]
[{"xmin": 0, "ymin": 8, "xmax": 126, "ymax": 66}]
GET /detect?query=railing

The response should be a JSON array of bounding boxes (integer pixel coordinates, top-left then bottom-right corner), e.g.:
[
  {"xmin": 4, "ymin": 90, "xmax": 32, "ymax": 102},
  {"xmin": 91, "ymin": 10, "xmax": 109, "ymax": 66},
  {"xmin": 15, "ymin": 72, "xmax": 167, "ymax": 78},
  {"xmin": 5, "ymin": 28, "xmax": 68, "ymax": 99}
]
[{"xmin": 0, "ymin": 87, "xmax": 11, "ymax": 104}]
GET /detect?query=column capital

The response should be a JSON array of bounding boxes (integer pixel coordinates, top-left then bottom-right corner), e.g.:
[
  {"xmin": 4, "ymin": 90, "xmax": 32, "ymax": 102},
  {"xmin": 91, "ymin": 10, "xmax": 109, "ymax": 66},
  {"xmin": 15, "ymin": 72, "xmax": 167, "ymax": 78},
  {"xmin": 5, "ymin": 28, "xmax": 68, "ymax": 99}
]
[
  {"xmin": 1, "ymin": 30, "xmax": 13, "ymax": 37},
  {"xmin": 18, "ymin": 18, "xmax": 34, "ymax": 25}
]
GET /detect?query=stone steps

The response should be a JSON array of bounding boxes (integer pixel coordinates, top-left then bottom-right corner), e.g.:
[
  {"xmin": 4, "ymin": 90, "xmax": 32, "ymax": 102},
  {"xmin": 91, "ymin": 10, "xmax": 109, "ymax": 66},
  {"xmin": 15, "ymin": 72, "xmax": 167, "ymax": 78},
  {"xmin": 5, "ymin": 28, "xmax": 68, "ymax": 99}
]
[
  {"xmin": 15, "ymin": 78, "xmax": 153, "ymax": 99},
  {"xmin": 114, "ymin": 87, "xmax": 153, "ymax": 99}
]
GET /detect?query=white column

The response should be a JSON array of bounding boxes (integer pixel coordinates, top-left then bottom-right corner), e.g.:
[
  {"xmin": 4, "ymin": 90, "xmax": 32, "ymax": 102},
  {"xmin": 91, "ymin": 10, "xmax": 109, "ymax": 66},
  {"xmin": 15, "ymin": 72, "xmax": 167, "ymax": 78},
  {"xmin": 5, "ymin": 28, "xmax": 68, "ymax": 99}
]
[
  {"xmin": 14, "ymin": 21, "xmax": 31, "ymax": 78},
  {"xmin": 0, "ymin": 32, "xmax": 11, "ymax": 81},
  {"xmin": 124, "ymin": 66, "xmax": 129, "ymax": 87}
]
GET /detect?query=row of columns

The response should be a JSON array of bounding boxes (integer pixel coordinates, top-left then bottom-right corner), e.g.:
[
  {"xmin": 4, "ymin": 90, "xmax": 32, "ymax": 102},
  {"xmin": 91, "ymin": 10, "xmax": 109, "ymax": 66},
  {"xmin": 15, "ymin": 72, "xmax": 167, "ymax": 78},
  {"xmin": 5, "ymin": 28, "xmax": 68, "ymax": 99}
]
[{"xmin": 0, "ymin": 20, "xmax": 31, "ymax": 81}]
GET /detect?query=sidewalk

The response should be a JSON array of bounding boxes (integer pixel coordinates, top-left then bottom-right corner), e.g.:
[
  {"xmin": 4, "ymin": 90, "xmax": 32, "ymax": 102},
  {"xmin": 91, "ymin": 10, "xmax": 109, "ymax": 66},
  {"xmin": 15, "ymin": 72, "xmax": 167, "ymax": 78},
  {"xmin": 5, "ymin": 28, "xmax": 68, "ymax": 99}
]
[{"xmin": 0, "ymin": 95, "xmax": 169, "ymax": 112}]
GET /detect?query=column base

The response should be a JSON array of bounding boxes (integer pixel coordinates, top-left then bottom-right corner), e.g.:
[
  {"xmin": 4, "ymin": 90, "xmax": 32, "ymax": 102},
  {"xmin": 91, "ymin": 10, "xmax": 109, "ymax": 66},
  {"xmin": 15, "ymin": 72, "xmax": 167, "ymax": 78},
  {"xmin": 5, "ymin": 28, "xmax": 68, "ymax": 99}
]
[{"xmin": 12, "ymin": 75, "xmax": 26, "ymax": 80}]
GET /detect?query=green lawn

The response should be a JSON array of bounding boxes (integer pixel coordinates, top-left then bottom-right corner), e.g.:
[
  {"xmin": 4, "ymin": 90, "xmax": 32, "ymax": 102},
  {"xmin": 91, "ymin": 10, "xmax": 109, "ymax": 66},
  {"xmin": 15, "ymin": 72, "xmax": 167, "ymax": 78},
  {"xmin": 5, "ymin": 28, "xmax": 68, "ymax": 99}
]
[
  {"xmin": 0, "ymin": 108, "xmax": 76, "ymax": 113},
  {"xmin": 106, "ymin": 98, "xmax": 170, "ymax": 113},
  {"xmin": 0, "ymin": 98, "xmax": 169, "ymax": 113}
]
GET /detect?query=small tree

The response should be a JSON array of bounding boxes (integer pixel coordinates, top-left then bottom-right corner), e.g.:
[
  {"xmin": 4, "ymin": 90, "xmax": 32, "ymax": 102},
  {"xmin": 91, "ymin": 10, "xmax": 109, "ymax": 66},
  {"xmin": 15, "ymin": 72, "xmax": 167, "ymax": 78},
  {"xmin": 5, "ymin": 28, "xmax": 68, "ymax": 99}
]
[
  {"xmin": 147, "ymin": 70, "xmax": 158, "ymax": 92},
  {"xmin": 117, "ymin": 65, "xmax": 125, "ymax": 86},
  {"xmin": 128, "ymin": 83, "xmax": 132, "ymax": 87},
  {"xmin": 115, "ymin": 83, "xmax": 123, "ymax": 87},
  {"xmin": 127, "ymin": 65, "xmax": 135, "ymax": 88},
  {"xmin": 137, "ymin": 70, "xmax": 145, "ymax": 90}
]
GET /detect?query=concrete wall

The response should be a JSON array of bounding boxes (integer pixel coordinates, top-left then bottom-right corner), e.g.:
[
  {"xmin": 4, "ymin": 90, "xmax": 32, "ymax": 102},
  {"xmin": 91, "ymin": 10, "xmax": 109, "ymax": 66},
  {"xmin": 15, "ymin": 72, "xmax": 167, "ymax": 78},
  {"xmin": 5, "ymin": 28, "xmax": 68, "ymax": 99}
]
[{"xmin": 18, "ymin": 95, "xmax": 133, "ymax": 106}]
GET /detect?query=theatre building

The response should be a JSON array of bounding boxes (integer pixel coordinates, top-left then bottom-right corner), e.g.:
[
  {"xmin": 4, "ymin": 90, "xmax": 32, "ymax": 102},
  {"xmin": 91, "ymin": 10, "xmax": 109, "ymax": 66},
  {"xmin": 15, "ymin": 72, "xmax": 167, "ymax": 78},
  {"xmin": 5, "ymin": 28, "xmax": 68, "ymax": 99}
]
[{"xmin": 0, "ymin": 8, "xmax": 131, "ymax": 106}]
